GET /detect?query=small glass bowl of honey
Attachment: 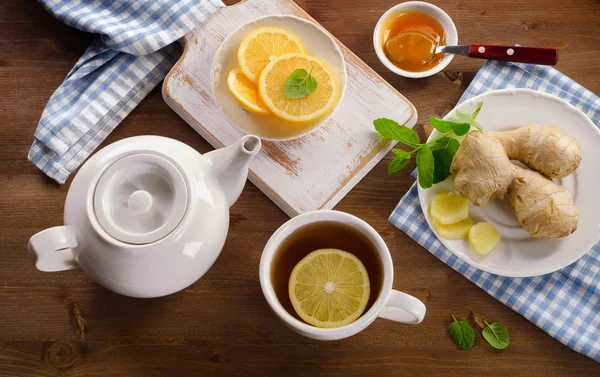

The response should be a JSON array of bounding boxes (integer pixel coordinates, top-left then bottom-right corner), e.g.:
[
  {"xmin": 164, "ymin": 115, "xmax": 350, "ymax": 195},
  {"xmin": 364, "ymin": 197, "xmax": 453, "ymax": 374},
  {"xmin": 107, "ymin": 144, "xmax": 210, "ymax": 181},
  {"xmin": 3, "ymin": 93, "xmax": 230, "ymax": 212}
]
[{"xmin": 373, "ymin": 1, "xmax": 458, "ymax": 78}]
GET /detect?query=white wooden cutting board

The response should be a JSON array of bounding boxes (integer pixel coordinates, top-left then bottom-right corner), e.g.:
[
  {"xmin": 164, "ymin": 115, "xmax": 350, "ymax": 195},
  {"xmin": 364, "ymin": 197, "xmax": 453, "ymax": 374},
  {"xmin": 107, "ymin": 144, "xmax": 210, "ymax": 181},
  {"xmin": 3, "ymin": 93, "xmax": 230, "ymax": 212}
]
[{"xmin": 162, "ymin": 0, "xmax": 417, "ymax": 217}]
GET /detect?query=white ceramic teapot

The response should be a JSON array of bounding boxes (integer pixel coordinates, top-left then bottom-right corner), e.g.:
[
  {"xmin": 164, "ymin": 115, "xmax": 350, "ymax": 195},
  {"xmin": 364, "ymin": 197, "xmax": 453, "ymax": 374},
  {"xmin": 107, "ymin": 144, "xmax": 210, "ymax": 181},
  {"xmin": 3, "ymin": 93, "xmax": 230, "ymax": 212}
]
[{"xmin": 28, "ymin": 135, "xmax": 261, "ymax": 298}]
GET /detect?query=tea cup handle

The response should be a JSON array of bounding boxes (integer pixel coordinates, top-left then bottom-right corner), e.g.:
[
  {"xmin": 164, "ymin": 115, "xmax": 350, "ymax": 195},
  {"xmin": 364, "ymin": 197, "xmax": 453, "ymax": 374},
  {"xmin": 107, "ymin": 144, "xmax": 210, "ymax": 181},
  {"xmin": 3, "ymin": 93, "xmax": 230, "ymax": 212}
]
[
  {"xmin": 378, "ymin": 289, "xmax": 426, "ymax": 324},
  {"xmin": 28, "ymin": 226, "xmax": 79, "ymax": 272}
]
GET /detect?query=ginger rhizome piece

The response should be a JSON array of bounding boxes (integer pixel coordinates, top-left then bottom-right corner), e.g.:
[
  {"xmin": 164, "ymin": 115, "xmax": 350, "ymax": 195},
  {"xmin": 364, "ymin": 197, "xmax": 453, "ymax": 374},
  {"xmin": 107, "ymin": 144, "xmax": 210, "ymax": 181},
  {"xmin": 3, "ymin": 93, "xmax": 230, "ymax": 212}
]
[
  {"xmin": 451, "ymin": 131, "xmax": 514, "ymax": 207},
  {"xmin": 433, "ymin": 216, "xmax": 473, "ymax": 240},
  {"xmin": 468, "ymin": 222, "xmax": 501, "ymax": 254},
  {"xmin": 508, "ymin": 167, "xmax": 578, "ymax": 239},
  {"xmin": 450, "ymin": 124, "xmax": 581, "ymax": 240},
  {"xmin": 489, "ymin": 124, "xmax": 581, "ymax": 178},
  {"xmin": 428, "ymin": 202, "xmax": 473, "ymax": 239},
  {"xmin": 430, "ymin": 192, "xmax": 469, "ymax": 225}
]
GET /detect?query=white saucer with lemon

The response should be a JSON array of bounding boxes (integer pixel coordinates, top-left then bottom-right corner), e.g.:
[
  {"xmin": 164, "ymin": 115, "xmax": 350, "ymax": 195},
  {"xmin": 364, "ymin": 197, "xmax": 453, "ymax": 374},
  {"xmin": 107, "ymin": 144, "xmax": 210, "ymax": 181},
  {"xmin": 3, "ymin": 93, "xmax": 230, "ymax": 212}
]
[{"xmin": 212, "ymin": 15, "xmax": 347, "ymax": 140}]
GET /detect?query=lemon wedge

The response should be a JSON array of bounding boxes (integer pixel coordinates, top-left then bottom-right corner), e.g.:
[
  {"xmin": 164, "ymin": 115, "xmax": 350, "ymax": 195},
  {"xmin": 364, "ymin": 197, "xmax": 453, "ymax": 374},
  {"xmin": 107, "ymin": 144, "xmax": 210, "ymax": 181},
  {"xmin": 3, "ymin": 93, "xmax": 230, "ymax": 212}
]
[
  {"xmin": 227, "ymin": 68, "xmax": 269, "ymax": 114},
  {"xmin": 258, "ymin": 53, "xmax": 338, "ymax": 123},
  {"xmin": 288, "ymin": 249, "xmax": 370, "ymax": 328},
  {"xmin": 238, "ymin": 27, "xmax": 305, "ymax": 84}
]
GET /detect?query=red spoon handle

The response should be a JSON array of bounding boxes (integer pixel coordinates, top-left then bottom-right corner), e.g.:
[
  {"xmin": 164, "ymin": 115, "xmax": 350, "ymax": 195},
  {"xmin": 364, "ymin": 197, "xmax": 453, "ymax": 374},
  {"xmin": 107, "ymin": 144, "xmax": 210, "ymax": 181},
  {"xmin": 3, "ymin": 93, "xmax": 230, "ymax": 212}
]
[{"xmin": 468, "ymin": 45, "xmax": 559, "ymax": 65}]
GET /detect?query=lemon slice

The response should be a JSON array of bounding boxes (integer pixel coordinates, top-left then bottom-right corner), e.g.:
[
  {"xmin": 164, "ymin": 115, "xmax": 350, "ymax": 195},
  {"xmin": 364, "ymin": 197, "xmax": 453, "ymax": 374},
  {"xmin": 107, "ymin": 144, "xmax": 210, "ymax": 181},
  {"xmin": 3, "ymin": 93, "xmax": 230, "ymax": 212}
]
[
  {"xmin": 289, "ymin": 249, "xmax": 370, "ymax": 328},
  {"xmin": 227, "ymin": 68, "xmax": 269, "ymax": 114},
  {"xmin": 238, "ymin": 27, "xmax": 306, "ymax": 84},
  {"xmin": 258, "ymin": 53, "xmax": 338, "ymax": 123}
]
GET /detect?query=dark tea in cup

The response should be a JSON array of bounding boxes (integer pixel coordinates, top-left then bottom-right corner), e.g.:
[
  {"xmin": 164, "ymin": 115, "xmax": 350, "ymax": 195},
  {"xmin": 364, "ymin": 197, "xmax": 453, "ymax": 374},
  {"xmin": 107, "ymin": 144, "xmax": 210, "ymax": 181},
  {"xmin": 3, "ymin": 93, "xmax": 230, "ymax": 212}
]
[{"xmin": 270, "ymin": 220, "xmax": 384, "ymax": 322}]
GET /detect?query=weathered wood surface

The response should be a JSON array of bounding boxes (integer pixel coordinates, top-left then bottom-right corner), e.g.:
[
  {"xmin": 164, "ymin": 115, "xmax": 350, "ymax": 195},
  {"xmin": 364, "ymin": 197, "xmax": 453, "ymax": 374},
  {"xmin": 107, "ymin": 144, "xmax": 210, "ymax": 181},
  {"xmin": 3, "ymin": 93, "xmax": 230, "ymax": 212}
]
[
  {"xmin": 164, "ymin": 0, "xmax": 417, "ymax": 217},
  {"xmin": 1, "ymin": 0, "xmax": 599, "ymax": 376}
]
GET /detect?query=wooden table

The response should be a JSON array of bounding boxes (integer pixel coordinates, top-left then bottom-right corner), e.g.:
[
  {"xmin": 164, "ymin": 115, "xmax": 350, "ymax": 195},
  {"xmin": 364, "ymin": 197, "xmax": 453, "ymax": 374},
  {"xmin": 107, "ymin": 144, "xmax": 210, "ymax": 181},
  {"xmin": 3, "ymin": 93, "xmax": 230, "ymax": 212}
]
[{"xmin": 1, "ymin": 0, "xmax": 599, "ymax": 376}]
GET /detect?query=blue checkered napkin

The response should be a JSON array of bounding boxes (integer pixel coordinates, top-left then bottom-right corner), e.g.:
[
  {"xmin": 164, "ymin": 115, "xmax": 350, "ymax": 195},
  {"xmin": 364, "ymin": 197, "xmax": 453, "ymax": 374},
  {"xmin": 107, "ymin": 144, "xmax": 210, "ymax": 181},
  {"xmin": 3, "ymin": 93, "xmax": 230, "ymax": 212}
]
[
  {"xmin": 390, "ymin": 60, "xmax": 600, "ymax": 362},
  {"xmin": 29, "ymin": 0, "xmax": 224, "ymax": 183}
]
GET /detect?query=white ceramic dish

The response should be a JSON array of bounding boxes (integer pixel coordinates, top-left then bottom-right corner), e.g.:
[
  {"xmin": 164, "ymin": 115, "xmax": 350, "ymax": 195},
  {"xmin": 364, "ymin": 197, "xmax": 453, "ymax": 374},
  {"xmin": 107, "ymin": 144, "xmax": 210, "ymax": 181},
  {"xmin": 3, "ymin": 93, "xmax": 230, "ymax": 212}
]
[
  {"xmin": 418, "ymin": 88, "xmax": 600, "ymax": 277},
  {"xmin": 212, "ymin": 15, "xmax": 347, "ymax": 141},
  {"xmin": 373, "ymin": 1, "xmax": 458, "ymax": 79}
]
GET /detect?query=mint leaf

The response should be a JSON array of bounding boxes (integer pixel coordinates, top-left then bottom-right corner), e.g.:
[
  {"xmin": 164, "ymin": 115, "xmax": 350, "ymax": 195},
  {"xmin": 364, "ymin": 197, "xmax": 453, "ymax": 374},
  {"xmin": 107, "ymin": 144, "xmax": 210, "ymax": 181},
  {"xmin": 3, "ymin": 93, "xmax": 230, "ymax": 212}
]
[
  {"xmin": 284, "ymin": 67, "xmax": 318, "ymax": 99},
  {"xmin": 482, "ymin": 321, "xmax": 509, "ymax": 349},
  {"xmin": 429, "ymin": 116, "xmax": 470, "ymax": 135},
  {"xmin": 392, "ymin": 148, "xmax": 411, "ymax": 158},
  {"xmin": 374, "ymin": 118, "xmax": 420, "ymax": 148},
  {"xmin": 429, "ymin": 116, "xmax": 454, "ymax": 132},
  {"xmin": 451, "ymin": 122, "xmax": 471, "ymax": 136},
  {"xmin": 429, "ymin": 136, "xmax": 451, "ymax": 151},
  {"xmin": 388, "ymin": 149, "xmax": 412, "ymax": 174},
  {"xmin": 454, "ymin": 109, "xmax": 470, "ymax": 122},
  {"xmin": 449, "ymin": 315, "xmax": 475, "ymax": 350},
  {"xmin": 472, "ymin": 101, "xmax": 483, "ymax": 119},
  {"xmin": 432, "ymin": 138, "xmax": 460, "ymax": 183},
  {"xmin": 416, "ymin": 145, "xmax": 434, "ymax": 188},
  {"xmin": 388, "ymin": 153, "xmax": 411, "ymax": 174},
  {"xmin": 454, "ymin": 102, "xmax": 484, "ymax": 130}
]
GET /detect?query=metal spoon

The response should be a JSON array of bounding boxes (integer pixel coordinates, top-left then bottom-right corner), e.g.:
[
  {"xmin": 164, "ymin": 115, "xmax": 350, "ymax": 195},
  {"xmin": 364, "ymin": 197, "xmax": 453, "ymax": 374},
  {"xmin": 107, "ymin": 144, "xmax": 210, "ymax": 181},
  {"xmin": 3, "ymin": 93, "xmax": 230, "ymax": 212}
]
[{"xmin": 386, "ymin": 32, "xmax": 559, "ymax": 66}]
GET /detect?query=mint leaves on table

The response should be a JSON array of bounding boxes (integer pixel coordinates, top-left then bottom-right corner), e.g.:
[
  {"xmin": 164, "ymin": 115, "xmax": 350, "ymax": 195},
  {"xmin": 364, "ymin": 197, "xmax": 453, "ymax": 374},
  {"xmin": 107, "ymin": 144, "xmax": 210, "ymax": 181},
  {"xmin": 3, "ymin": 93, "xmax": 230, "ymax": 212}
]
[
  {"xmin": 449, "ymin": 315, "xmax": 475, "ymax": 350},
  {"xmin": 284, "ymin": 67, "xmax": 318, "ymax": 99},
  {"xmin": 374, "ymin": 102, "xmax": 484, "ymax": 188},
  {"xmin": 482, "ymin": 320, "xmax": 510, "ymax": 349},
  {"xmin": 448, "ymin": 315, "xmax": 510, "ymax": 351}
]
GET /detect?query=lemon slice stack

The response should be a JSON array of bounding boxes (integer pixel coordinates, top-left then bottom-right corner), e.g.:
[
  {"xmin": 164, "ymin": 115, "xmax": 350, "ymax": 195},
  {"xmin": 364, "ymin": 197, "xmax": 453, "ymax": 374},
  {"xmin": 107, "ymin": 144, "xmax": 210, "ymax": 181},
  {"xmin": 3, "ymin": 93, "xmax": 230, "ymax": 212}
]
[{"xmin": 227, "ymin": 27, "xmax": 338, "ymax": 123}]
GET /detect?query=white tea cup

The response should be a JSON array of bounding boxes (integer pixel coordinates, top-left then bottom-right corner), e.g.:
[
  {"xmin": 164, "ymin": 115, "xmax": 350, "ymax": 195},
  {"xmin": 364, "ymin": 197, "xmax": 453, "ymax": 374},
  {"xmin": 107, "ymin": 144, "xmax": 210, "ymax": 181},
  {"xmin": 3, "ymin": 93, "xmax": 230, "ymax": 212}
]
[{"xmin": 259, "ymin": 210, "xmax": 426, "ymax": 340}]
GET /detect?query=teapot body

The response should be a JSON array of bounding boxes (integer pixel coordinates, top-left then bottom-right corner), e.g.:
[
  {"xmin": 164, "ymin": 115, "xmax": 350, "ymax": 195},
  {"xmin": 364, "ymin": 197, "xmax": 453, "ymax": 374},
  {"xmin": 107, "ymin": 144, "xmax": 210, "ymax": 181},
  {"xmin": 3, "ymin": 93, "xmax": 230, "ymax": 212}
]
[{"xmin": 28, "ymin": 135, "xmax": 260, "ymax": 298}]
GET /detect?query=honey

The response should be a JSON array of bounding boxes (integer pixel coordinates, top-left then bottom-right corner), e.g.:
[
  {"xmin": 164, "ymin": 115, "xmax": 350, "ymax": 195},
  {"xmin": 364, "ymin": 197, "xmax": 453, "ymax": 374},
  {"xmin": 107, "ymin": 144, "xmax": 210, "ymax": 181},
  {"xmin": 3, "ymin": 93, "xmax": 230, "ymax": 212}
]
[{"xmin": 382, "ymin": 11, "xmax": 446, "ymax": 72}]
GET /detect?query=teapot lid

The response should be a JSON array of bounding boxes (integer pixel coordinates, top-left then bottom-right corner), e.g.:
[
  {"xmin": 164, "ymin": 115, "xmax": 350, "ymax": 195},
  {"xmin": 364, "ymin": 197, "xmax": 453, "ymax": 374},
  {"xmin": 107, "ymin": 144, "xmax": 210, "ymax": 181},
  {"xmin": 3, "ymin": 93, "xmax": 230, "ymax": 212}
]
[{"xmin": 93, "ymin": 153, "xmax": 188, "ymax": 244}]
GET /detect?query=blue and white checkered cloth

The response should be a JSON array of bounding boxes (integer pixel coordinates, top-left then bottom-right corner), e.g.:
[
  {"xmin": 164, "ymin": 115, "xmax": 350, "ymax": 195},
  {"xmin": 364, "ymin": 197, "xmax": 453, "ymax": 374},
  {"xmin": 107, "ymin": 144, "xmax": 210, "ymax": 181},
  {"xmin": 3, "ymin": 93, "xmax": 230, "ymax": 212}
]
[
  {"xmin": 390, "ymin": 60, "xmax": 600, "ymax": 362},
  {"xmin": 29, "ymin": 0, "xmax": 224, "ymax": 183}
]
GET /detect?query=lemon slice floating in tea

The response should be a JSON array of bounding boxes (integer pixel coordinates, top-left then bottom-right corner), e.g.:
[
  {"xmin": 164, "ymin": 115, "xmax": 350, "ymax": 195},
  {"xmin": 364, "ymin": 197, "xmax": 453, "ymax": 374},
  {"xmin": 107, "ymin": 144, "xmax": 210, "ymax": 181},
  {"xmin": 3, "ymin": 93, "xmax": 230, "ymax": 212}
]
[
  {"xmin": 259, "ymin": 53, "xmax": 338, "ymax": 123},
  {"xmin": 238, "ymin": 27, "xmax": 306, "ymax": 84},
  {"xmin": 227, "ymin": 68, "xmax": 270, "ymax": 114},
  {"xmin": 288, "ymin": 248, "xmax": 370, "ymax": 328}
]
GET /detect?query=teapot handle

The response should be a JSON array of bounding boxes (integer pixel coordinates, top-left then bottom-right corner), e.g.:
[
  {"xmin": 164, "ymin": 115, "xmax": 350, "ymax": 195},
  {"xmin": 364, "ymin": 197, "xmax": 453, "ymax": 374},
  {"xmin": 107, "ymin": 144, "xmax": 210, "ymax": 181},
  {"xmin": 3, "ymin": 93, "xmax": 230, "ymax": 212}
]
[{"xmin": 28, "ymin": 226, "xmax": 79, "ymax": 272}]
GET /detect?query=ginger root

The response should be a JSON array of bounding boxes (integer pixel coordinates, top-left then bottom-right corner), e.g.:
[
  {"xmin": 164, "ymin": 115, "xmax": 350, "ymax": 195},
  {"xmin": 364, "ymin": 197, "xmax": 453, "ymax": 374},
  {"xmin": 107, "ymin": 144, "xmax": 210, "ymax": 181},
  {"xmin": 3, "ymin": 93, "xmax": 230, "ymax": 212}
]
[
  {"xmin": 450, "ymin": 125, "xmax": 580, "ymax": 239},
  {"xmin": 509, "ymin": 167, "xmax": 578, "ymax": 239},
  {"xmin": 489, "ymin": 124, "xmax": 581, "ymax": 178}
]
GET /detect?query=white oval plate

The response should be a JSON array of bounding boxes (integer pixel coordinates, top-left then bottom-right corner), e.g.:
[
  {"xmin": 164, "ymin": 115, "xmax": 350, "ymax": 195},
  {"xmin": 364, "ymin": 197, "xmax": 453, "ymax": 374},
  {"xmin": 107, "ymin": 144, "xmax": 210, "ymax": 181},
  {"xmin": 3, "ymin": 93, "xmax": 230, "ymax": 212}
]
[
  {"xmin": 211, "ymin": 15, "xmax": 347, "ymax": 141},
  {"xmin": 418, "ymin": 88, "xmax": 600, "ymax": 277}
]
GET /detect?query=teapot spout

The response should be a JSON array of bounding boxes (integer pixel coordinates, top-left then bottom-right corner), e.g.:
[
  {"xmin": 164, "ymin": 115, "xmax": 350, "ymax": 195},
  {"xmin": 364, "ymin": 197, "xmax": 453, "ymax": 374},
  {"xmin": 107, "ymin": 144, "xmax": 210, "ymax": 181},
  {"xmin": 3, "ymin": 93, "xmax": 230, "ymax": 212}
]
[{"xmin": 205, "ymin": 135, "xmax": 261, "ymax": 207}]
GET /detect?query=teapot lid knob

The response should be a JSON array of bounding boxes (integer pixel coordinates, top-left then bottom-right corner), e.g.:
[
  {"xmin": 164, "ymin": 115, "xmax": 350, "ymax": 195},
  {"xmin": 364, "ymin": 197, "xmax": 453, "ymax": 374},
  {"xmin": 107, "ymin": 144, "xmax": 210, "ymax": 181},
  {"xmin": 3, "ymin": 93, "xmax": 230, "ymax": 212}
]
[
  {"xmin": 93, "ymin": 153, "xmax": 188, "ymax": 245},
  {"xmin": 128, "ymin": 190, "xmax": 154, "ymax": 214}
]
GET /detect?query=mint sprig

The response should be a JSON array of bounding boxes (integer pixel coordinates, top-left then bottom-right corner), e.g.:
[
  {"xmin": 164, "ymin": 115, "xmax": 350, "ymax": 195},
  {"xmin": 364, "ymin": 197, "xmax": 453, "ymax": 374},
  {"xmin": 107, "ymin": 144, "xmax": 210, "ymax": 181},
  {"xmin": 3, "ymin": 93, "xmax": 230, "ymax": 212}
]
[
  {"xmin": 374, "ymin": 102, "xmax": 483, "ymax": 188},
  {"xmin": 283, "ymin": 67, "xmax": 318, "ymax": 99}
]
